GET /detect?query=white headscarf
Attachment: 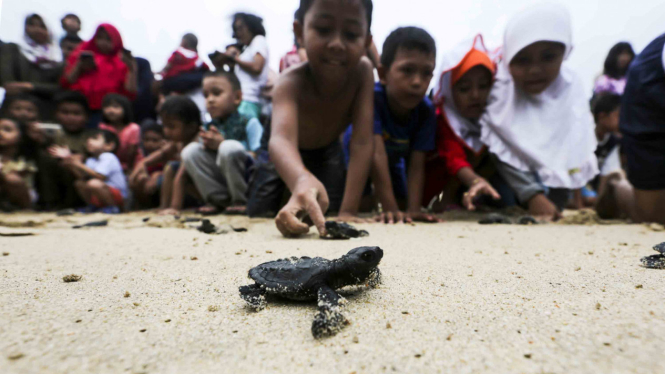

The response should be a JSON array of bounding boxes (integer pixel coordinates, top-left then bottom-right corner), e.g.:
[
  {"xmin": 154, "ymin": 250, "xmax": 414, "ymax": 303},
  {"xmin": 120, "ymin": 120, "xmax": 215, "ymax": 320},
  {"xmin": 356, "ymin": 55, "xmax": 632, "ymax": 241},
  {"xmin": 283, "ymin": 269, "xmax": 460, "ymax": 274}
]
[
  {"xmin": 480, "ymin": 3, "xmax": 598, "ymax": 189},
  {"xmin": 433, "ymin": 35, "xmax": 496, "ymax": 153},
  {"xmin": 17, "ymin": 14, "xmax": 62, "ymax": 70}
]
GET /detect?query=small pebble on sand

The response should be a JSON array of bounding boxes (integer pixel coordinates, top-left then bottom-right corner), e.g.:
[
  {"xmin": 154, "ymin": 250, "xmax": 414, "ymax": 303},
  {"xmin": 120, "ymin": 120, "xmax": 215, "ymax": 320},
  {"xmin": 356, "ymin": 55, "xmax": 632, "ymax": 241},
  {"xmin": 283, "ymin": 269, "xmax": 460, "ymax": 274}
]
[
  {"xmin": 7, "ymin": 353, "xmax": 24, "ymax": 360},
  {"xmin": 63, "ymin": 274, "xmax": 82, "ymax": 283},
  {"xmin": 208, "ymin": 305, "xmax": 220, "ymax": 312},
  {"xmin": 124, "ymin": 291, "xmax": 130, "ymax": 298},
  {"xmin": 2, "ymin": 252, "xmax": 9, "ymax": 256}
]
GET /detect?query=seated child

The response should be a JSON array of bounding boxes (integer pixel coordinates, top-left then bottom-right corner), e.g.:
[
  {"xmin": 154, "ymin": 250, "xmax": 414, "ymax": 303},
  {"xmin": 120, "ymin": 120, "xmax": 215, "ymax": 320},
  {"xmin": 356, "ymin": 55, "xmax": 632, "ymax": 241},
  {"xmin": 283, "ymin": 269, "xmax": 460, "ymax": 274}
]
[
  {"xmin": 52, "ymin": 91, "xmax": 89, "ymax": 155},
  {"xmin": 98, "ymin": 93, "xmax": 143, "ymax": 172},
  {"xmin": 1, "ymin": 93, "xmax": 48, "ymax": 145},
  {"xmin": 596, "ymin": 33, "xmax": 665, "ymax": 223},
  {"xmin": 40, "ymin": 91, "xmax": 90, "ymax": 209},
  {"xmin": 248, "ymin": 0, "xmax": 376, "ymax": 237},
  {"xmin": 480, "ymin": 4, "xmax": 598, "ymax": 220},
  {"xmin": 160, "ymin": 33, "xmax": 209, "ymax": 79},
  {"xmin": 129, "ymin": 121, "xmax": 166, "ymax": 207},
  {"xmin": 130, "ymin": 96, "xmax": 201, "ymax": 215},
  {"xmin": 181, "ymin": 71, "xmax": 263, "ymax": 214},
  {"xmin": 51, "ymin": 129, "xmax": 127, "ymax": 214},
  {"xmin": 351, "ymin": 26, "xmax": 438, "ymax": 223},
  {"xmin": 423, "ymin": 35, "xmax": 503, "ymax": 212},
  {"xmin": 0, "ymin": 117, "xmax": 38, "ymax": 210},
  {"xmin": 577, "ymin": 93, "xmax": 623, "ymax": 209}
]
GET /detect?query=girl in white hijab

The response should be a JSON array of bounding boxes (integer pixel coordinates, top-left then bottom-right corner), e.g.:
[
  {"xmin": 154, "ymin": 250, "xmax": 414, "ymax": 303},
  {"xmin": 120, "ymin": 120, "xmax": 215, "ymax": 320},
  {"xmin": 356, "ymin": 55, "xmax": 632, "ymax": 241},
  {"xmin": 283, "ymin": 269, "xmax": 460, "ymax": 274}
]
[{"xmin": 480, "ymin": 3, "xmax": 598, "ymax": 219}]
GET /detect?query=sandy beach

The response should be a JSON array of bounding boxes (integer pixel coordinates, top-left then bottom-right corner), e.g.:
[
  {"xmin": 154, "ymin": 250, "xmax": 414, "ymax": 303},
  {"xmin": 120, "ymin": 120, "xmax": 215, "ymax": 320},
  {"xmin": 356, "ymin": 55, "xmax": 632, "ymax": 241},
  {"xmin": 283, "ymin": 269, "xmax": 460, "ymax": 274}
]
[{"xmin": 1, "ymin": 211, "xmax": 664, "ymax": 374}]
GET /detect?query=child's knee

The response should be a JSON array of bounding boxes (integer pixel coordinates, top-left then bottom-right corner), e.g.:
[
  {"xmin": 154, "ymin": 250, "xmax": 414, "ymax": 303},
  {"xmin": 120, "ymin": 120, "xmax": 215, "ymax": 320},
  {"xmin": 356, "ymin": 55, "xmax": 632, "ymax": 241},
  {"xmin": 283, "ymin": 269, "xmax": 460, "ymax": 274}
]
[
  {"xmin": 218, "ymin": 140, "xmax": 246, "ymax": 160},
  {"xmin": 86, "ymin": 179, "xmax": 106, "ymax": 191},
  {"xmin": 2, "ymin": 173, "xmax": 26, "ymax": 188}
]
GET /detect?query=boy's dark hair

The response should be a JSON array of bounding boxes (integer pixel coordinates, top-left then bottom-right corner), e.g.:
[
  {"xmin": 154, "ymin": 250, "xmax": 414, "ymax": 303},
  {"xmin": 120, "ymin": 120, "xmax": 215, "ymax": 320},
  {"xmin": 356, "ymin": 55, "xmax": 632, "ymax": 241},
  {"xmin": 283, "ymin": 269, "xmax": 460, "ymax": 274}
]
[
  {"xmin": 204, "ymin": 70, "xmax": 242, "ymax": 91},
  {"xmin": 101, "ymin": 93, "xmax": 133, "ymax": 125},
  {"xmin": 381, "ymin": 27, "xmax": 436, "ymax": 70},
  {"xmin": 86, "ymin": 129, "xmax": 120, "ymax": 153},
  {"xmin": 226, "ymin": 43, "xmax": 242, "ymax": 51},
  {"xmin": 61, "ymin": 13, "xmax": 81, "ymax": 27},
  {"xmin": 592, "ymin": 93, "xmax": 622, "ymax": 121},
  {"xmin": 297, "ymin": 0, "xmax": 373, "ymax": 32},
  {"xmin": 141, "ymin": 120, "xmax": 164, "ymax": 137},
  {"xmin": 603, "ymin": 42, "xmax": 635, "ymax": 79},
  {"xmin": 0, "ymin": 93, "xmax": 42, "ymax": 119},
  {"xmin": 159, "ymin": 96, "xmax": 202, "ymax": 127},
  {"xmin": 60, "ymin": 33, "xmax": 83, "ymax": 46},
  {"xmin": 182, "ymin": 33, "xmax": 198, "ymax": 50},
  {"xmin": 54, "ymin": 91, "xmax": 90, "ymax": 114},
  {"xmin": 232, "ymin": 13, "xmax": 266, "ymax": 39}
]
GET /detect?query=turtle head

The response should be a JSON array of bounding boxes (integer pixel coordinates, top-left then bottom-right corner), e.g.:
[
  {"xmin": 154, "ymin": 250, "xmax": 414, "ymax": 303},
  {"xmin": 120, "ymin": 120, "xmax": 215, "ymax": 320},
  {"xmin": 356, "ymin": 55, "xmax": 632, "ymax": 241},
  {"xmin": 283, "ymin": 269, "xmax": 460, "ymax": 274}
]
[{"xmin": 337, "ymin": 246, "xmax": 383, "ymax": 285}]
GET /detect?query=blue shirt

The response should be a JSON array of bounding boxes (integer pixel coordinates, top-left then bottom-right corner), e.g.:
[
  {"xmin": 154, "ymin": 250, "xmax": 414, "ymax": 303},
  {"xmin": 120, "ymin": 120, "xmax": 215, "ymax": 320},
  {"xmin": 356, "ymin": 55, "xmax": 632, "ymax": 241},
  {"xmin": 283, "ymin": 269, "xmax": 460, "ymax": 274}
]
[
  {"xmin": 373, "ymin": 83, "xmax": 436, "ymax": 162},
  {"xmin": 85, "ymin": 152, "xmax": 128, "ymax": 198}
]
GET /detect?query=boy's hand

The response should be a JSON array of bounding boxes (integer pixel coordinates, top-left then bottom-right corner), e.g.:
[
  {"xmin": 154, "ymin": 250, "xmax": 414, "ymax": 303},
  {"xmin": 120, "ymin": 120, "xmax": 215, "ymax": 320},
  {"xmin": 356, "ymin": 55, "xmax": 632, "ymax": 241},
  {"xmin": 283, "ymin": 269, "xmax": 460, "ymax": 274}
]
[
  {"xmin": 462, "ymin": 178, "xmax": 501, "ymax": 211},
  {"xmin": 276, "ymin": 176, "xmax": 329, "ymax": 237},
  {"xmin": 201, "ymin": 127, "xmax": 224, "ymax": 151},
  {"xmin": 334, "ymin": 212, "xmax": 372, "ymax": 224},
  {"xmin": 3, "ymin": 82, "xmax": 33, "ymax": 95},
  {"xmin": 375, "ymin": 210, "xmax": 406, "ymax": 224},
  {"xmin": 406, "ymin": 211, "xmax": 441, "ymax": 223},
  {"xmin": 129, "ymin": 162, "xmax": 147, "ymax": 184},
  {"xmin": 48, "ymin": 145, "xmax": 72, "ymax": 160}
]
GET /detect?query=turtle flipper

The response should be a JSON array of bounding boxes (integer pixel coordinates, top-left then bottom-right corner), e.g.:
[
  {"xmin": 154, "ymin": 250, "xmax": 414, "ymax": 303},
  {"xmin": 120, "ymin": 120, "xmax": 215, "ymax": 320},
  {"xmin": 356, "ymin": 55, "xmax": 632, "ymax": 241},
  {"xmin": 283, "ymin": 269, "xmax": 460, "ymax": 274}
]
[
  {"xmin": 312, "ymin": 285, "xmax": 348, "ymax": 338},
  {"xmin": 239, "ymin": 283, "xmax": 267, "ymax": 311}
]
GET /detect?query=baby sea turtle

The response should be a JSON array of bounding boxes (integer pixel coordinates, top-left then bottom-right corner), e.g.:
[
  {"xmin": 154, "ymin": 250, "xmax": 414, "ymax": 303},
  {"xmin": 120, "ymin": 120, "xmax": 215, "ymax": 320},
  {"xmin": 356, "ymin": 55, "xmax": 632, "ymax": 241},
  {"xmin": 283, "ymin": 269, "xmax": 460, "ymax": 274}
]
[
  {"xmin": 641, "ymin": 242, "xmax": 665, "ymax": 269},
  {"xmin": 239, "ymin": 246, "xmax": 383, "ymax": 338},
  {"xmin": 478, "ymin": 214, "xmax": 538, "ymax": 225},
  {"xmin": 324, "ymin": 221, "xmax": 369, "ymax": 239}
]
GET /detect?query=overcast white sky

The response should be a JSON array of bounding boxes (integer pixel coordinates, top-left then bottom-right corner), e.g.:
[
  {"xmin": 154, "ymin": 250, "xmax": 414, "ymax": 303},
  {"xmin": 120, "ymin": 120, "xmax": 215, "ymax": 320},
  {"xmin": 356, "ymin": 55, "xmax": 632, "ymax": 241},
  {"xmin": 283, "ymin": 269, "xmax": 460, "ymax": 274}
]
[{"xmin": 1, "ymin": 0, "xmax": 664, "ymax": 93}]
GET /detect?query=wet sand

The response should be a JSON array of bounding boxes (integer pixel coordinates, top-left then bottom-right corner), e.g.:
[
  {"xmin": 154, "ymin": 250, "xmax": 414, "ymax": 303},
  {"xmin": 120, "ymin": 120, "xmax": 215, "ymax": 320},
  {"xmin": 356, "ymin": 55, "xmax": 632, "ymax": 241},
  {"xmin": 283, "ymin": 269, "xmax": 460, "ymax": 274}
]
[{"xmin": 1, "ymin": 212, "xmax": 663, "ymax": 374}]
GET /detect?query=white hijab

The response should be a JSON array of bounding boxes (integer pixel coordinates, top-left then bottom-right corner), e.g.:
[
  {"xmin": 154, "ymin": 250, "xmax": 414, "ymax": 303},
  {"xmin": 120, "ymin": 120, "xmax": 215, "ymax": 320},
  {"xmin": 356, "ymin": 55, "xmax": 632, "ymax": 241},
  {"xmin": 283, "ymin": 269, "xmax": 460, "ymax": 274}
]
[
  {"xmin": 17, "ymin": 14, "xmax": 62, "ymax": 69},
  {"xmin": 480, "ymin": 3, "xmax": 598, "ymax": 189},
  {"xmin": 433, "ymin": 35, "xmax": 495, "ymax": 153}
]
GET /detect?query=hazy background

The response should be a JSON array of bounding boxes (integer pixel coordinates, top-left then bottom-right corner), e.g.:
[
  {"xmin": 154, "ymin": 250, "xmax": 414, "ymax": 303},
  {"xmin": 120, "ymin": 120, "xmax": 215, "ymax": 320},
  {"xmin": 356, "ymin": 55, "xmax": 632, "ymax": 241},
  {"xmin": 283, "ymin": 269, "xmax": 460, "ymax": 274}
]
[{"xmin": 1, "ymin": 0, "xmax": 663, "ymax": 92}]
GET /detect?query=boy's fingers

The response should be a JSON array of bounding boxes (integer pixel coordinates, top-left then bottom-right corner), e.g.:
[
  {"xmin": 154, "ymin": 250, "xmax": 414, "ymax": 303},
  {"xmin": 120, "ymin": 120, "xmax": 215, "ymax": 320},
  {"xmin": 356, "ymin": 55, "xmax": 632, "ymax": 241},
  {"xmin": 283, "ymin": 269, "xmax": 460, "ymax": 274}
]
[
  {"xmin": 386, "ymin": 211, "xmax": 394, "ymax": 224},
  {"xmin": 304, "ymin": 198, "xmax": 327, "ymax": 237},
  {"xmin": 276, "ymin": 209, "xmax": 309, "ymax": 237},
  {"xmin": 375, "ymin": 213, "xmax": 384, "ymax": 223},
  {"xmin": 487, "ymin": 185, "xmax": 501, "ymax": 200}
]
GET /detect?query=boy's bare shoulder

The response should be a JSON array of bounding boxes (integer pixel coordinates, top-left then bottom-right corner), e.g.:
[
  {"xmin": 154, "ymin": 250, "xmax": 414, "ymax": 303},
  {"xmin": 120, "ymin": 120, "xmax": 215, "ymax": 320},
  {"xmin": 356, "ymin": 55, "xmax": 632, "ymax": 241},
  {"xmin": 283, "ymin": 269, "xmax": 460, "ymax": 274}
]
[{"xmin": 274, "ymin": 63, "xmax": 311, "ymax": 95}]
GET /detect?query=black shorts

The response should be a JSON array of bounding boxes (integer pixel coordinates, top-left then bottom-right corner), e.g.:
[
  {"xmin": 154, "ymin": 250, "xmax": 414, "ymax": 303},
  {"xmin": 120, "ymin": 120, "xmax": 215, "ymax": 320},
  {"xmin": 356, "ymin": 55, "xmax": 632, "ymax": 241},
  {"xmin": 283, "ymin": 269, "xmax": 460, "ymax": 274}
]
[
  {"xmin": 623, "ymin": 134, "xmax": 665, "ymax": 190},
  {"xmin": 246, "ymin": 141, "xmax": 346, "ymax": 217}
]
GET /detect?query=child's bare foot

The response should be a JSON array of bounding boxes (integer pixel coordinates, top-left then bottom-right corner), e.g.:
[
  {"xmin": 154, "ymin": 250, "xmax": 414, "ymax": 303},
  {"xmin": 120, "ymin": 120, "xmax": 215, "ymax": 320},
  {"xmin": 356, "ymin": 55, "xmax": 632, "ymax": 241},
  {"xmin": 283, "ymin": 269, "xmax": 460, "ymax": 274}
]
[
  {"xmin": 197, "ymin": 205, "xmax": 221, "ymax": 216},
  {"xmin": 158, "ymin": 208, "xmax": 180, "ymax": 216},
  {"xmin": 224, "ymin": 206, "xmax": 247, "ymax": 215},
  {"xmin": 528, "ymin": 194, "xmax": 561, "ymax": 221}
]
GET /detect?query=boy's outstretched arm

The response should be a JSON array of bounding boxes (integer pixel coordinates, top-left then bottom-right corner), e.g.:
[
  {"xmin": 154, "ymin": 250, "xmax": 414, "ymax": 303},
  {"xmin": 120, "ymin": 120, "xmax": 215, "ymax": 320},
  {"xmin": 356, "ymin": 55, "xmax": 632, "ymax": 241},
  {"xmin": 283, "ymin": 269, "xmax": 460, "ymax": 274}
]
[
  {"xmin": 339, "ymin": 58, "xmax": 375, "ymax": 219},
  {"xmin": 270, "ymin": 76, "xmax": 329, "ymax": 237},
  {"xmin": 371, "ymin": 135, "xmax": 403, "ymax": 223}
]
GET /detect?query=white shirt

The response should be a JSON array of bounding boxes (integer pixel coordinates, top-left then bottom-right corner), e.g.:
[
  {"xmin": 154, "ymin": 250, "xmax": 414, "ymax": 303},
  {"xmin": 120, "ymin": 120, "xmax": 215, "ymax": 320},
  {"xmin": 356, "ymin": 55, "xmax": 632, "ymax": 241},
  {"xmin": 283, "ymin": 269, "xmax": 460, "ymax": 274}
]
[{"xmin": 235, "ymin": 35, "xmax": 270, "ymax": 103}]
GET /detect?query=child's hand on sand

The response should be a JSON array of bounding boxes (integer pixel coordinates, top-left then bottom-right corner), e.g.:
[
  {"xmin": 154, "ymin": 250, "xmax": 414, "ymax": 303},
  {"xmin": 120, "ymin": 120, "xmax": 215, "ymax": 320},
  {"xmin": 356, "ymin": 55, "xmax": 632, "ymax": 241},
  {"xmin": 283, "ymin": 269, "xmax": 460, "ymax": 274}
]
[
  {"xmin": 375, "ymin": 210, "xmax": 406, "ymax": 224},
  {"xmin": 276, "ymin": 176, "xmax": 328, "ymax": 237},
  {"xmin": 334, "ymin": 212, "xmax": 372, "ymax": 224},
  {"xmin": 462, "ymin": 178, "xmax": 501, "ymax": 211},
  {"xmin": 406, "ymin": 211, "xmax": 441, "ymax": 223},
  {"xmin": 48, "ymin": 145, "xmax": 72, "ymax": 160}
]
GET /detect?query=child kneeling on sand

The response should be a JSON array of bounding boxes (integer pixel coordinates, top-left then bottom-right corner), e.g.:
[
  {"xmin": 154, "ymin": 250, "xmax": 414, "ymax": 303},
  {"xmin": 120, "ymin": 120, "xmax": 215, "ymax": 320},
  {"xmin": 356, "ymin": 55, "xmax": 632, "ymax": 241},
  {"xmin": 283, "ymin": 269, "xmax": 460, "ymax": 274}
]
[
  {"xmin": 248, "ymin": 0, "xmax": 376, "ymax": 237},
  {"xmin": 343, "ymin": 26, "xmax": 438, "ymax": 223},
  {"xmin": 480, "ymin": 4, "xmax": 598, "ymax": 220},
  {"xmin": 51, "ymin": 129, "xmax": 127, "ymax": 214},
  {"xmin": 181, "ymin": 71, "xmax": 263, "ymax": 215}
]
